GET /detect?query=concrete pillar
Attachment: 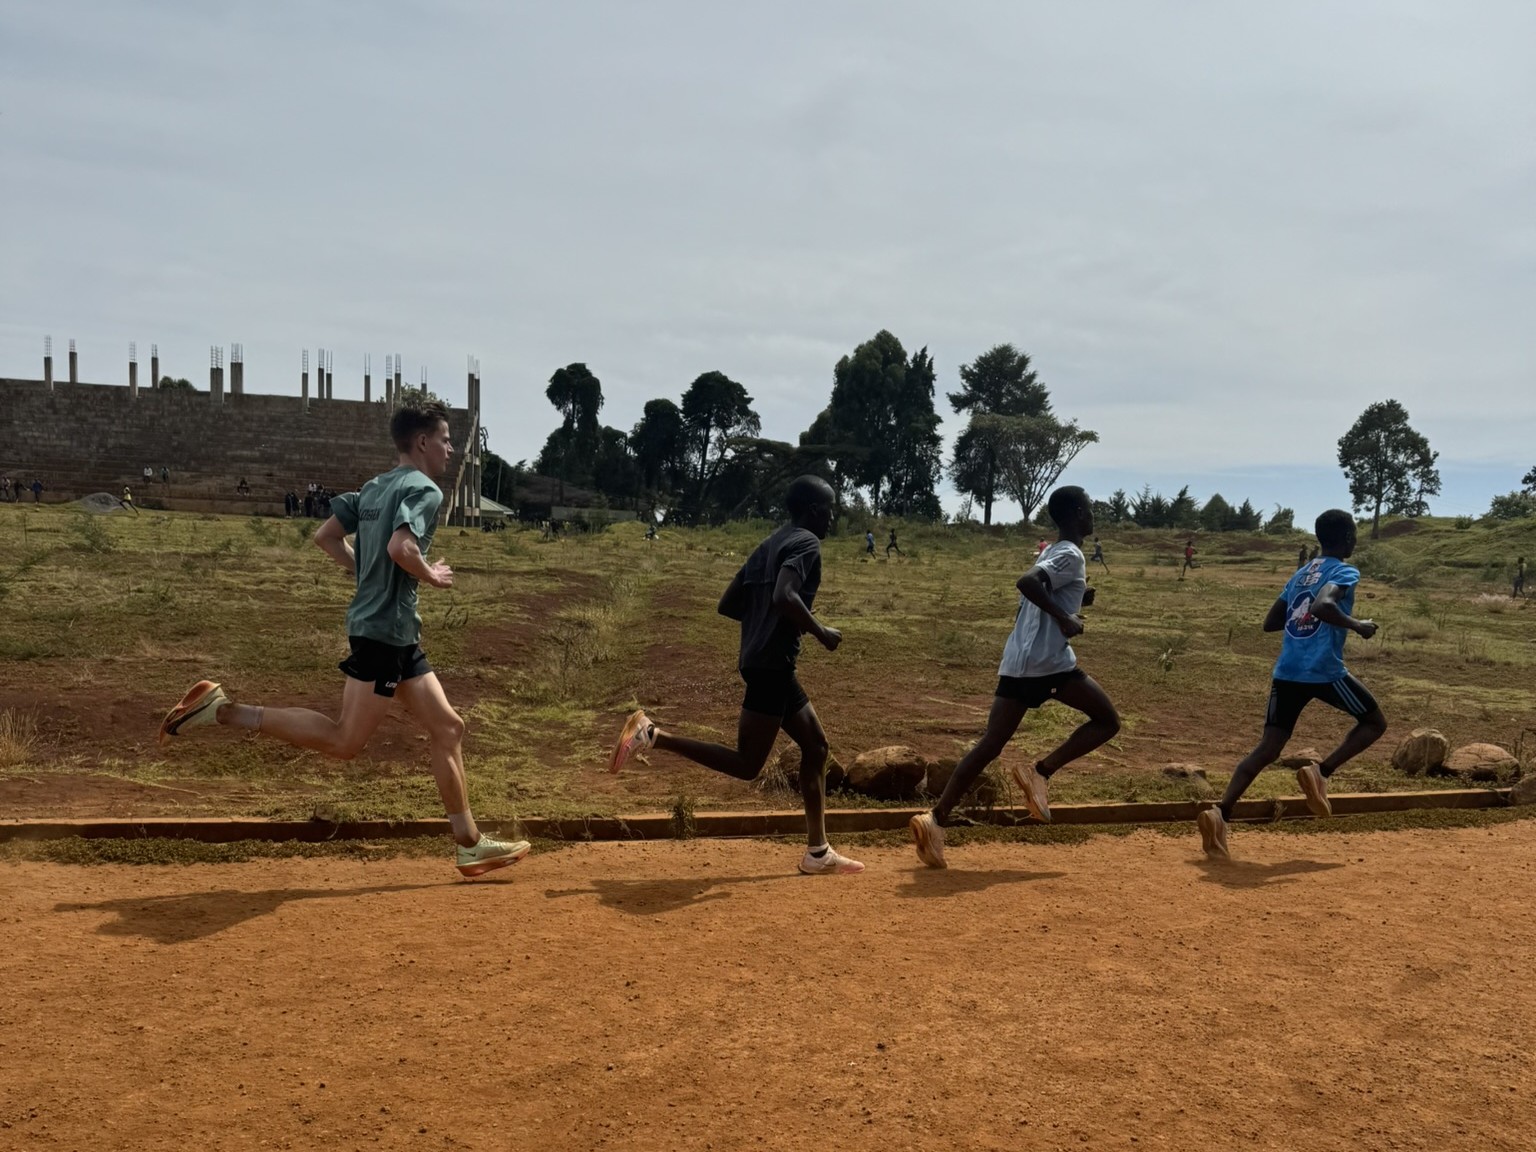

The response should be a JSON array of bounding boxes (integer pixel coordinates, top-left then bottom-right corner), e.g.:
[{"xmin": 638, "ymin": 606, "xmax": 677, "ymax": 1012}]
[
  {"xmin": 210, "ymin": 347, "xmax": 224, "ymax": 404},
  {"xmin": 325, "ymin": 363, "xmax": 333, "ymax": 400},
  {"xmin": 68, "ymin": 339, "xmax": 78, "ymax": 384},
  {"xmin": 364, "ymin": 372, "xmax": 371, "ymax": 403},
  {"xmin": 44, "ymin": 337, "xmax": 53, "ymax": 392},
  {"xmin": 151, "ymin": 345, "xmax": 159, "ymax": 392},
  {"xmin": 302, "ymin": 351, "xmax": 310, "ymax": 413},
  {"xmin": 129, "ymin": 342, "xmax": 138, "ymax": 400},
  {"xmin": 393, "ymin": 363, "xmax": 402, "ymax": 407},
  {"xmin": 231, "ymin": 344, "xmax": 244, "ymax": 395}
]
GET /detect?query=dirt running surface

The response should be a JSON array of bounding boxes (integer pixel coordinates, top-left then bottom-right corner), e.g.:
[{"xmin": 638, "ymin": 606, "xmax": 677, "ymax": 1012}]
[{"xmin": 3, "ymin": 824, "xmax": 1534, "ymax": 1151}]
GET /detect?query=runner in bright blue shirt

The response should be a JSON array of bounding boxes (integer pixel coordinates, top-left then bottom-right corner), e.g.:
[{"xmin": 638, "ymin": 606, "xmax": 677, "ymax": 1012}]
[{"xmin": 1198, "ymin": 509, "xmax": 1386, "ymax": 860}]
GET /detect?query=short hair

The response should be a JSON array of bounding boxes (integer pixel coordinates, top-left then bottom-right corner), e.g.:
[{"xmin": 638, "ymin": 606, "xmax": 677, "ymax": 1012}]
[
  {"xmin": 391, "ymin": 402, "xmax": 450, "ymax": 452},
  {"xmin": 785, "ymin": 475, "xmax": 834, "ymax": 517},
  {"xmin": 1314, "ymin": 509, "xmax": 1355, "ymax": 550},
  {"xmin": 1046, "ymin": 485, "xmax": 1089, "ymax": 528}
]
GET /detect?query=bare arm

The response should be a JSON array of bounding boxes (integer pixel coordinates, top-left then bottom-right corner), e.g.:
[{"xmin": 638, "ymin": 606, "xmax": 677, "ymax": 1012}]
[
  {"xmin": 772, "ymin": 567, "xmax": 840, "ymax": 651},
  {"xmin": 1017, "ymin": 567, "xmax": 1083, "ymax": 639},
  {"xmin": 313, "ymin": 516, "xmax": 356, "ymax": 575},
  {"xmin": 717, "ymin": 570, "xmax": 748, "ymax": 620},
  {"xmin": 1261, "ymin": 595, "xmax": 1288, "ymax": 633},
  {"xmin": 1311, "ymin": 582, "xmax": 1377, "ymax": 638},
  {"xmin": 386, "ymin": 526, "xmax": 454, "ymax": 589}
]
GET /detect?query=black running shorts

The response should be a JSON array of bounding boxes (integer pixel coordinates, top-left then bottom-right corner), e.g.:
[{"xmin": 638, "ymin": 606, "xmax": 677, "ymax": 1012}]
[
  {"xmin": 1265, "ymin": 675, "xmax": 1379, "ymax": 734},
  {"xmin": 995, "ymin": 667, "xmax": 1086, "ymax": 708},
  {"xmin": 339, "ymin": 636, "xmax": 432, "ymax": 698},
  {"xmin": 740, "ymin": 667, "xmax": 811, "ymax": 720}
]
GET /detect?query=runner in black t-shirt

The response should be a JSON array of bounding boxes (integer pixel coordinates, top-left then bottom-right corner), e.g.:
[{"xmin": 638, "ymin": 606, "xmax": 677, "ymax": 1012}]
[{"xmin": 610, "ymin": 476, "xmax": 864, "ymax": 876}]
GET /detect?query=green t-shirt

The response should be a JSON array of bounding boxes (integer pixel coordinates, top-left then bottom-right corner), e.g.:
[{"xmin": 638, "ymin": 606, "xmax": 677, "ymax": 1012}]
[{"xmin": 330, "ymin": 466, "xmax": 443, "ymax": 647}]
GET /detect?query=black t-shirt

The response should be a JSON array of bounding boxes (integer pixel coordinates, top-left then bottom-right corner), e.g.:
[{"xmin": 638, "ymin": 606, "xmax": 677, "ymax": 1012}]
[{"xmin": 737, "ymin": 524, "xmax": 822, "ymax": 670}]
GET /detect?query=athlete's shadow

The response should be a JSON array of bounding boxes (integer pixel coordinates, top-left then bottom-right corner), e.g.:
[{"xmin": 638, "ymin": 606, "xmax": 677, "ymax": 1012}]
[
  {"xmin": 544, "ymin": 874, "xmax": 792, "ymax": 915},
  {"xmin": 1195, "ymin": 858, "xmax": 1344, "ymax": 889},
  {"xmin": 898, "ymin": 868, "xmax": 1067, "ymax": 898},
  {"xmin": 54, "ymin": 884, "xmax": 437, "ymax": 944}
]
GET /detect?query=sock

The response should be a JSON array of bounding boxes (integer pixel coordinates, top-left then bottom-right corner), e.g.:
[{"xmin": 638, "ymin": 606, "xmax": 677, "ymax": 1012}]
[
  {"xmin": 1319, "ymin": 764, "xmax": 1336, "ymax": 778},
  {"xmin": 448, "ymin": 812, "xmax": 479, "ymax": 846},
  {"xmin": 1036, "ymin": 759, "xmax": 1057, "ymax": 779},
  {"xmin": 808, "ymin": 844, "xmax": 829, "ymax": 857},
  {"xmin": 222, "ymin": 704, "xmax": 262, "ymax": 731}
]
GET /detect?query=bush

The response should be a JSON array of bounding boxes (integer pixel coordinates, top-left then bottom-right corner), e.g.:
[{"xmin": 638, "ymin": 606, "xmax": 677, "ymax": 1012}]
[
  {"xmin": 1454, "ymin": 515, "xmax": 1475, "ymax": 530},
  {"xmin": 1487, "ymin": 491, "xmax": 1536, "ymax": 521}
]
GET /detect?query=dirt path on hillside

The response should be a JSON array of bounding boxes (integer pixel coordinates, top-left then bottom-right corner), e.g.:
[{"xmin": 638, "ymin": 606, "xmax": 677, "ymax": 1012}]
[{"xmin": 2, "ymin": 824, "xmax": 1534, "ymax": 1151}]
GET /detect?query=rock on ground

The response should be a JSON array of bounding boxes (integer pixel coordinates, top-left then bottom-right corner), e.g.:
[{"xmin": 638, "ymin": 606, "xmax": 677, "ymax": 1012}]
[{"xmin": 1392, "ymin": 729, "xmax": 1449, "ymax": 776}]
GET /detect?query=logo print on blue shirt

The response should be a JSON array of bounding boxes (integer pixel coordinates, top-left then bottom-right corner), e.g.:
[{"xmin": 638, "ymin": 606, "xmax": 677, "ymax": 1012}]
[{"xmin": 1285, "ymin": 592, "xmax": 1320, "ymax": 639}]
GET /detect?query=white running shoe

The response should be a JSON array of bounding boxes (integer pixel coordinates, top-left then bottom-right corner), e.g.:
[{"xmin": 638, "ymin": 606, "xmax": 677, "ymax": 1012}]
[
  {"xmin": 1197, "ymin": 807, "xmax": 1230, "ymax": 861},
  {"xmin": 798, "ymin": 846, "xmax": 866, "ymax": 875},
  {"xmin": 455, "ymin": 835, "xmax": 531, "ymax": 878},
  {"xmin": 609, "ymin": 709, "xmax": 656, "ymax": 774},
  {"xmin": 158, "ymin": 680, "xmax": 230, "ymax": 747},
  {"xmin": 1010, "ymin": 761, "xmax": 1052, "ymax": 823},
  {"xmin": 909, "ymin": 812, "xmax": 947, "ymax": 869},
  {"xmin": 1296, "ymin": 763, "xmax": 1332, "ymax": 818}
]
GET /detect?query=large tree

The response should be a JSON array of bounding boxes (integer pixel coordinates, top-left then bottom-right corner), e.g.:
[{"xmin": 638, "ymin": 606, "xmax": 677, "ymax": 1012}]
[
  {"xmin": 806, "ymin": 330, "xmax": 943, "ymax": 516},
  {"xmin": 979, "ymin": 414, "xmax": 1099, "ymax": 524},
  {"xmin": 946, "ymin": 344, "xmax": 1057, "ymax": 525},
  {"xmin": 629, "ymin": 398, "xmax": 688, "ymax": 497},
  {"xmin": 536, "ymin": 363, "xmax": 604, "ymax": 499},
  {"xmin": 1336, "ymin": 400, "xmax": 1441, "ymax": 538},
  {"xmin": 680, "ymin": 371, "xmax": 760, "ymax": 507}
]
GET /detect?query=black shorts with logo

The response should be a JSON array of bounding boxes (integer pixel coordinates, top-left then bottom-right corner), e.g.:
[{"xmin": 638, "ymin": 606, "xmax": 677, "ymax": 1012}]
[
  {"xmin": 995, "ymin": 667, "xmax": 1086, "ymax": 708},
  {"xmin": 339, "ymin": 636, "xmax": 432, "ymax": 698},
  {"xmin": 1265, "ymin": 675, "xmax": 1379, "ymax": 734},
  {"xmin": 740, "ymin": 667, "xmax": 811, "ymax": 720}
]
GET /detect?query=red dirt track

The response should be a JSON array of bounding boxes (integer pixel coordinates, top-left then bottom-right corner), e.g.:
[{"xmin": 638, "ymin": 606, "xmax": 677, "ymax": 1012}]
[{"xmin": 3, "ymin": 824, "xmax": 1534, "ymax": 1151}]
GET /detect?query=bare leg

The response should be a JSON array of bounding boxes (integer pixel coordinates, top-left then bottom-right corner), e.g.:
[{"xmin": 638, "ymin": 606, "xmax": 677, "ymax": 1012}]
[
  {"xmin": 781, "ymin": 702, "xmax": 831, "ymax": 847},
  {"xmin": 1218, "ymin": 726, "xmax": 1291, "ymax": 821},
  {"xmin": 1037, "ymin": 675, "xmax": 1121, "ymax": 775},
  {"xmin": 1319, "ymin": 709, "xmax": 1387, "ymax": 777},
  {"xmin": 653, "ymin": 710, "xmax": 782, "ymax": 781},
  {"xmin": 218, "ymin": 676, "xmax": 392, "ymax": 760},
  {"xmin": 396, "ymin": 672, "xmax": 480, "ymax": 845},
  {"xmin": 931, "ymin": 696, "xmax": 1030, "ymax": 825}
]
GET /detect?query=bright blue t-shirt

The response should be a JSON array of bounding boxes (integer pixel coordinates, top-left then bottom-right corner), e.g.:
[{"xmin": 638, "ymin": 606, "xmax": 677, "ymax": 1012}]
[{"xmin": 1272, "ymin": 556, "xmax": 1360, "ymax": 683}]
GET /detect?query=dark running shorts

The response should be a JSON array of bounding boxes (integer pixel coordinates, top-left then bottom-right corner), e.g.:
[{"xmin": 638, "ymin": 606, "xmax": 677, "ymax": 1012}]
[
  {"xmin": 995, "ymin": 667, "xmax": 1086, "ymax": 708},
  {"xmin": 740, "ymin": 668, "xmax": 811, "ymax": 720},
  {"xmin": 1265, "ymin": 675, "xmax": 1379, "ymax": 733},
  {"xmin": 339, "ymin": 636, "xmax": 432, "ymax": 697}
]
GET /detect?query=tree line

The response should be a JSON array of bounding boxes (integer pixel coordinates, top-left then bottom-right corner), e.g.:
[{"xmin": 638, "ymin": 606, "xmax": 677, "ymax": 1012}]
[{"xmin": 495, "ymin": 333, "xmax": 1097, "ymax": 525}]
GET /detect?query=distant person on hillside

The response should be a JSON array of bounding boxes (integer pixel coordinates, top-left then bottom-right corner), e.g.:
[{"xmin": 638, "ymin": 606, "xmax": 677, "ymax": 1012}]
[
  {"xmin": 887, "ymin": 528, "xmax": 904, "ymax": 558},
  {"xmin": 1297, "ymin": 544, "xmax": 1309, "ymax": 570},
  {"xmin": 609, "ymin": 475, "xmax": 864, "ymax": 877},
  {"xmin": 1308, "ymin": 545, "xmax": 1319, "ymax": 562},
  {"xmin": 1515, "ymin": 557, "xmax": 1526, "ymax": 599},
  {"xmin": 1090, "ymin": 536, "xmax": 1108, "ymax": 574},
  {"xmin": 120, "ymin": 486, "xmax": 138, "ymax": 515},
  {"xmin": 303, "ymin": 490, "xmax": 314, "ymax": 518},
  {"xmin": 237, "ymin": 477, "xmax": 250, "ymax": 495},
  {"xmin": 1037, "ymin": 537, "xmax": 1048, "ymax": 556},
  {"xmin": 1, "ymin": 478, "xmax": 10, "ymax": 503},
  {"xmin": 142, "ymin": 466, "xmax": 153, "ymax": 484},
  {"xmin": 865, "ymin": 529, "xmax": 876, "ymax": 558},
  {"xmin": 158, "ymin": 400, "xmax": 530, "ymax": 879},
  {"xmin": 1181, "ymin": 539, "xmax": 1199, "ymax": 579},
  {"xmin": 161, "ymin": 466, "xmax": 170, "ymax": 486},
  {"xmin": 1196, "ymin": 509, "xmax": 1385, "ymax": 861},
  {"xmin": 910, "ymin": 486, "xmax": 1120, "ymax": 869},
  {"xmin": 31, "ymin": 479, "xmax": 43, "ymax": 503},
  {"xmin": 645, "ymin": 521, "xmax": 657, "ymax": 541}
]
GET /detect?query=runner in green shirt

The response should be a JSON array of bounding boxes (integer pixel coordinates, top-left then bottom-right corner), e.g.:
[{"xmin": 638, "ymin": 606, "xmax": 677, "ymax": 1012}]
[{"xmin": 159, "ymin": 401, "xmax": 529, "ymax": 878}]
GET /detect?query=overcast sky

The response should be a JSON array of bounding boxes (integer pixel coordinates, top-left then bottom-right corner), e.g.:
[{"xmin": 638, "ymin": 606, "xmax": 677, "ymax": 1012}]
[{"xmin": 3, "ymin": 1, "xmax": 1532, "ymax": 520}]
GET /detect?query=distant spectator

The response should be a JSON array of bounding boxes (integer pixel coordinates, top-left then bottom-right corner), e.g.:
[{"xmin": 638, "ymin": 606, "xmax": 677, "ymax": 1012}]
[
  {"xmin": 303, "ymin": 490, "xmax": 314, "ymax": 517},
  {"xmin": 31, "ymin": 479, "xmax": 43, "ymax": 503},
  {"xmin": 1515, "ymin": 557, "xmax": 1526, "ymax": 600},
  {"xmin": 1037, "ymin": 537, "xmax": 1048, "ymax": 556},
  {"xmin": 160, "ymin": 466, "xmax": 170, "ymax": 485},
  {"xmin": 1298, "ymin": 544, "xmax": 1309, "ymax": 570},
  {"xmin": 237, "ymin": 477, "xmax": 250, "ymax": 496},
  {"xmin": 1, "ymin": 478, "xmax": 10, "ymax": 502},
  {"xmin": 142, "ymin": 465, "xmax": 153, "ymax": 483},
  {"xmin": 1309, "ymin": 545, "xmax": 1319, "ymax": 562}
]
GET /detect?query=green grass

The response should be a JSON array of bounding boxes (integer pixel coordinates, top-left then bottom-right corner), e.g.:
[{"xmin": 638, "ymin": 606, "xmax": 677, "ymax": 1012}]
[{"xmin": 1, "ymin": 502, "xmax": 1533, "ymax": 825}]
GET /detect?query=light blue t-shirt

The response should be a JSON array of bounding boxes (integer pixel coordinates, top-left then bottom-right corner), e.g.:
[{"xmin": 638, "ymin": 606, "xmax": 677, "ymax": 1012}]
[
  {"xmin": 1273, "ymin": 556, "xmax": 1360, "ymax": 683},
  {"xmin": 329, "ymin": 466, "xmax": 443, "ymax": 647}
]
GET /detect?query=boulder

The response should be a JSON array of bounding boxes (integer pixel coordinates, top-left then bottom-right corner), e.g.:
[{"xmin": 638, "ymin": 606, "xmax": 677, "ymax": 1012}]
[
  {"xmin": 768, "ymin": 747, "xmax": 846, "ymax": 793},
  {"xmin": 1161, "ymin": 764, "xmax": 1208, "ymax": 781},
  {"xmin": 847, "ymin": 745, "xmax": 928, "ymax": 800},
  {"xmin": 1444, "ymin": 743, "xmax": 1519, "ymax": 782},
  {"xmin": 1391, "ymin": 729, "xmax": 1449, "ymax": 776},
  {"xmin": 922, "ymin": 758, "xmax": 999, "ymax": 807},
  {"xmin": 1510, "ymin": 774, "xmax": 1536, "ymax": 807}
]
